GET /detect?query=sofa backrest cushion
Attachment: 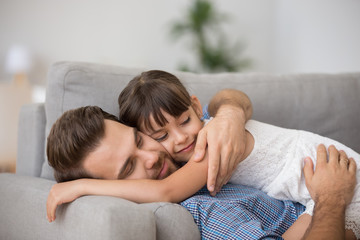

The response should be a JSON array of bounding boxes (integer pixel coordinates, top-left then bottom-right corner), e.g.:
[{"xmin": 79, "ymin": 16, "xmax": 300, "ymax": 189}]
[{"xmin": 41, "ymin": 61, "xmax": 360, "ymax": 180}]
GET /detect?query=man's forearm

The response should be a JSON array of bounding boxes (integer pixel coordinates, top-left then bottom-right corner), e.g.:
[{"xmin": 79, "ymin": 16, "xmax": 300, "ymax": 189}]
[
  {"xmin": 208, "ymin": 89, "xmax": 253, "ymax": 120},
  {"xmin": 302, "ymin": 199, "xmax": 346, "ymax": 240}
]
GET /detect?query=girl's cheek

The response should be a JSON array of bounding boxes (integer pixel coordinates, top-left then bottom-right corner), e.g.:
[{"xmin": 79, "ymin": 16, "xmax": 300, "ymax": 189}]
[
  {"xmin": 163, "ymin": 141, "xmax": 175, "ymax": 155},
  {"xmin": 193, "ymin": 124, "xmax": 203, "ymax": 135}
]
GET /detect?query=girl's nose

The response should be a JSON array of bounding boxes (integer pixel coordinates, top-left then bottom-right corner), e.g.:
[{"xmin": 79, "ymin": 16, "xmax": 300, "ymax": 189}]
[{"xmin": 173, "ymin": 129, "xmax": 187, "ymax": 145}]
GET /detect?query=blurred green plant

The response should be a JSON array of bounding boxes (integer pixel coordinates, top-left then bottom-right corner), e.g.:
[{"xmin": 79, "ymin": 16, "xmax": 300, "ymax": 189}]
[{"xmin": 170, "ymin": 0, "xmax": 251, "ymax": 73}]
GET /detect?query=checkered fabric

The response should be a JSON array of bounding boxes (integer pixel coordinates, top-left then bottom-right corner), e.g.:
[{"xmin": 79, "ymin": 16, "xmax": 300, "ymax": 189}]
[{"xmin": 181, "ymin": 184, "xmax": 305, "ymax": 240}]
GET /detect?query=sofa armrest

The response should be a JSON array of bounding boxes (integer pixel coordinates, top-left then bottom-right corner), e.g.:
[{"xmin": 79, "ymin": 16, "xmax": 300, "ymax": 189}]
[
  {"xmin": 0, "ymin": 173, "xmax": 200, "ymax": 240},
  {"xmin": 17, "ymin": 103, "xmax": 46, "ymax": 177},
  {"xmin": 0, "ymin": 173, "xmax": 157, "ymax": 240}
]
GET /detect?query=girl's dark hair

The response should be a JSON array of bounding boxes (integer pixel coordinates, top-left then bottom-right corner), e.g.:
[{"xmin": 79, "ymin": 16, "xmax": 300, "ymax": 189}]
[
  {"xmin": 118, "ymin": 70, "xmax": 191, "ymax": 131},
  {"xmin": 46, "ymin": 106, "xmax": 118, "ymax": 182}
]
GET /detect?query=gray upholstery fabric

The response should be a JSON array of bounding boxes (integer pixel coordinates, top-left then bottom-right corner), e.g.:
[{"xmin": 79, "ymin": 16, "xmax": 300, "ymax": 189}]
[
  {"xmin": 17, "ymin": 103, "xmax": 46, "ymax": 177},
  {"xmin": 0, "ymin": 172, "xmax": 200, "ymax": 239},
  {"xmin": 2, "ymin": 61, "xmax": 359, "ymax": 240},
  {"xmin": 0, "ymin": 173, "xmax": 157, "ymax": 240}
]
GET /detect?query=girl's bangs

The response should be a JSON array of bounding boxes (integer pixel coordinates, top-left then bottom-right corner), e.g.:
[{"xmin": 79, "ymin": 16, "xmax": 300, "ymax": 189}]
[{"xmin": 138, "ymin": 87, "xmax": 191, "ymax": 132}]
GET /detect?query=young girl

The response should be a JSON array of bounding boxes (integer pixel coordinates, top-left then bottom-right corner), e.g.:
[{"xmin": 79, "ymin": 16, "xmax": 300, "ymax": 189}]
[{"xmin": 47, "ymin": 70, "xmax": 360, "ymax": 239}]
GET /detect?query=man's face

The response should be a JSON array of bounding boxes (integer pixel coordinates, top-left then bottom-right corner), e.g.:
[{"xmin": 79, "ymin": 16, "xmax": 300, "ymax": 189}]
[{"xmin": 83, "ymin": 120, "xmax": 179, "ymax": 180}]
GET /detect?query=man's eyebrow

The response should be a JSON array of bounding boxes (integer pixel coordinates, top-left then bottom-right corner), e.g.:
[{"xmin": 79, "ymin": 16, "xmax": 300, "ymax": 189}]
[{"xmin": 117, "ymin": 128, "xmax": 138, "ymax": 179}]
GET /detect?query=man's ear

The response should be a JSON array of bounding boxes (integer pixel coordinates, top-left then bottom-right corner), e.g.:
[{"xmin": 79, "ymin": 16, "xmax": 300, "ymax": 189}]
[{"xmin": 191, "ymin": 95, "xmax": 203, "ymax": 118}]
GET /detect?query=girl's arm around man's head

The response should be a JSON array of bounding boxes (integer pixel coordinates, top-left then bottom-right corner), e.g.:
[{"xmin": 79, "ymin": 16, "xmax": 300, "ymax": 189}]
[{"xmin": 46, "ymin": 153, "xmax": 210, "ymax": 222}]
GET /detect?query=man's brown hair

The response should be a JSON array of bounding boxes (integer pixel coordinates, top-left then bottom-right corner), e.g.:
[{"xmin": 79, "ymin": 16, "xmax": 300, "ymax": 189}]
[
  {"xmin": 118, "ymin": 70, "xmax": 191, "ymax": 132},
  {"xmin": 46, "ymin": 106, "xmax": 118, "ymax": 182}
]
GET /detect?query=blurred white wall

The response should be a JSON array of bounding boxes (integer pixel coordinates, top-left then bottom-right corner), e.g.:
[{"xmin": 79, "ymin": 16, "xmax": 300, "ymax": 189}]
[
  {"xmin": 0, "ymin": 0, "xmax": 359, "ymax": 170},
  {"xmin": 272, "ymin": 0, "xmax": 360, "ymax": 73},
  {"xmin": 1, "ymin": 0, "xmax": 359, "ymax": 83}
]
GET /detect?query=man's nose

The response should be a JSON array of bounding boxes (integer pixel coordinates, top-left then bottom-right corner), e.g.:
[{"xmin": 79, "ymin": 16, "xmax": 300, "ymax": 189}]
[{"xmin": 139, "ymin": 150, "xmax": 159, "ymax": 169}]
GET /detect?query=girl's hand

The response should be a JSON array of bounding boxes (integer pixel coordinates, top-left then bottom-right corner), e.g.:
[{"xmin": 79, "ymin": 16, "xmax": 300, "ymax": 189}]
[
  {"xmin": 46, "ymin": 180, "xmax": 84, "ymax": 222},
  {"xmin": 193, "ymin": 105, "xmax": 247, "ymax": 195}
]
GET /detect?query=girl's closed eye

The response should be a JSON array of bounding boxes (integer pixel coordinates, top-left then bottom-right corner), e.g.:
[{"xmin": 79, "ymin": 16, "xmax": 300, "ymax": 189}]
[
  {"xmin": 181, "ymin": 116, "xmax": 191, "ymax": 125},
  {"xmin": 153, "ymin": 132, "xmax": 168, "ymax": 142}
]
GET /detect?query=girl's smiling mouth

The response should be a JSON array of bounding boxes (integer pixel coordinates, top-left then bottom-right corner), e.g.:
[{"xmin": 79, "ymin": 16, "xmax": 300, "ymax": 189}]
[{"xmin": 177, "ymin": 140, "xmax": 196, "ymax": 154}]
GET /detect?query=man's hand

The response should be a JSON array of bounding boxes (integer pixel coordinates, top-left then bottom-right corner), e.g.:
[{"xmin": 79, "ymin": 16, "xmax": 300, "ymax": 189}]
[
  {"xmin": 193, "ymin": 105, "xmax": 247, "ymax": 195},
  {"xmin": 303, "ymin": 144, "xmax": 356, "ymax": 206},
  {"xmin": 302, "ymin": 144, "xmax": 357, "ymax": 240},
  {"xmin": 192, "ymin": 89, "xmax": 252, "ymax": 195}
]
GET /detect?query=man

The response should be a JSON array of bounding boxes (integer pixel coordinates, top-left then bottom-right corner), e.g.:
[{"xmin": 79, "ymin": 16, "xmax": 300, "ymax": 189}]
[{"xmin": 47, "ymin": 105, "xmax": 356, "ymax": 239}]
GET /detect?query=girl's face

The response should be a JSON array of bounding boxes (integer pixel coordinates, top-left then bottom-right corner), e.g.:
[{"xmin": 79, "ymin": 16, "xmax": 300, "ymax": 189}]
[{"xmin": 140, "ymin": 96, "xmax": 204, "ymax": 163}]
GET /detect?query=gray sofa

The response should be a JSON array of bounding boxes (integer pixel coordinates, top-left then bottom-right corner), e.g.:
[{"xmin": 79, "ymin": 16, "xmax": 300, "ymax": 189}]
[{"xmin": 1, "ymin": 61, "xmax": 359, "ymax": 240}]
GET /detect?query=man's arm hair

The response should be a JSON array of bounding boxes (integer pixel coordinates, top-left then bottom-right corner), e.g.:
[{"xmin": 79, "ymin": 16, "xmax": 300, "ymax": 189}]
[
  {"xmin": 208, "ymin": 88, "xmax": 253, "ymax": 120},
  {"xmin": 302, "ymin": 198, "xmax": 346, "ymax": 240}
]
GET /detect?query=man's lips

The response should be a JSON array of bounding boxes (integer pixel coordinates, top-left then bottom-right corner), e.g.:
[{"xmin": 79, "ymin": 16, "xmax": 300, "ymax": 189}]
[
  {"xmin": 177, "ymin": 140, "xmax": 195, "ymax": 154},
  {"xmin": 157, "ymin": 160, "xmax": 168, "ymax": 179}
]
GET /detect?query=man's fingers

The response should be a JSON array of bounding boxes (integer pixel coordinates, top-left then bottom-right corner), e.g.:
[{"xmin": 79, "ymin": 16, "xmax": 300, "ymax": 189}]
[
  {"xmin": 339, "ymin": 150, "xmax": 350, "ymax": 168},
  {"xmin": 328, "ymin": 145, "xmax": 339, "ymax": 165},
  {"xmin": 207, "ymin": 144, "xmax": 220, "ymax": 193},
  {"xmin": 315, "ymin": 144, "xmax": 327, "ymax": 167},
  {"xmin": 303, "ymin": 157, "xmax": 314, "ymax": 185},
  {"xmin": 338, "ymin": 150, "xmax": 348, "ymax": 160},
  {"xmin": 215, "ymin": 147, "xmax": 231, "ymax": 189},
  {"xmin": 348, "ymin": 158, "xmax": 357, "ymax": 174},
  {"xmin": 193, "ymin": 130, "xmax": 207, "ymax": 162},
  {"xmin": 207, "ymin": 172, "xmax": 216, "ymax": 193}
]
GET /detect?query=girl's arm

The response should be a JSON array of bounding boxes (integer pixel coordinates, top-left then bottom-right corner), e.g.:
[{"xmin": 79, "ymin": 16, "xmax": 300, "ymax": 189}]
[
  {"xmin": 47, "ymin": 154, "xmax": 208, "ymax": 222},
  {"xmin": 86, "ymin": 157, "xmax": 208, "ymax": 203}
]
